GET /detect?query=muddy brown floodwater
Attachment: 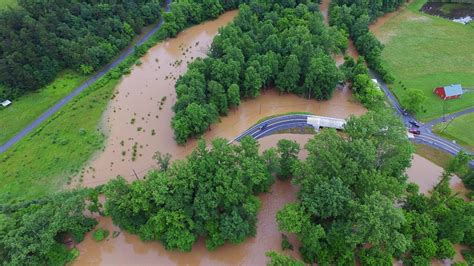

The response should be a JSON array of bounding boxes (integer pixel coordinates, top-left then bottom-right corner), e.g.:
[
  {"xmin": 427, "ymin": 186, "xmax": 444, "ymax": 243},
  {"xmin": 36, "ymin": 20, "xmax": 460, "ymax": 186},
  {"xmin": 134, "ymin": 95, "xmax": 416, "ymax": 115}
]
[
  {"xmin": 319, "ymin": 0, "xmax": 359, "ymax": 66},
  {"xmin": 77, "ymin": 10, "xmax": 366, "ymax": 188},
  {"xmin": 72, "ymin": 7, "xmax": 468, "ymax": 266}
]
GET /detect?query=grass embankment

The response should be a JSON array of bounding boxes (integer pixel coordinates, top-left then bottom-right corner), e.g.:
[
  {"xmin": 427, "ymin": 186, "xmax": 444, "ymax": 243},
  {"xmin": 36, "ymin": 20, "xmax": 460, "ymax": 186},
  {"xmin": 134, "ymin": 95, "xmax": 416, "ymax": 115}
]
[
  {"xmin": 414, "ymin": 143, "xmax": 453, "ymax": 168},
  {"xmin": 0, "ymin": 14, "xmax": 175, "ymax": 203},
  {"xmin": 433, "ymin": 112, "xmax": 474, "ymax": 152},
  {"xmin": 0, "ymin": 0, "xmax": 18, "ymax": 9},
  {"xmin": 374, "ymin": 0, "xmax": 474, "ymax": 121},
  {"xmin": 0, "ymin": 77, "xmax": 119, "ymax": 203},
  {"xmin": 0, "ymin": 72, "xmax": 87, "ymax": 145}
]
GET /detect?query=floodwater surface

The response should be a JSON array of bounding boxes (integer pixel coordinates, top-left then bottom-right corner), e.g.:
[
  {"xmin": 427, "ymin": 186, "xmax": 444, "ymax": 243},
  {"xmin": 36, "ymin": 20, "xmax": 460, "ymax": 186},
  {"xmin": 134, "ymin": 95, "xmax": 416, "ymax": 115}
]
[
  {"xmin": 77, "ymin": 10, "xmax": 366, "ymax": 188},
  {"xmin": 407, "ymin": 154, "xmax": 468, "ymax": 198},
  {"xmin": 72, "ymin": 6, "xmax": 468, "ymax": 266},
  {"xmin": 319, "ymin": 0, "xmax": 359, "ymax": 65}
]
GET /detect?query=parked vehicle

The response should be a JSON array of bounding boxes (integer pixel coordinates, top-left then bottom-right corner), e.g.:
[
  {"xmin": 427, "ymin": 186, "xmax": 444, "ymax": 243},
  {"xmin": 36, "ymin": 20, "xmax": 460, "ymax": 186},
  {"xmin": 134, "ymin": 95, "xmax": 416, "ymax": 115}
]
[
  {"xmin": 409, "ymin": 120, "xmax": 420, "ymax": 127},
  {"xmin": 408, "ymin": 128, "xmax": 421, "ymax": 135}
]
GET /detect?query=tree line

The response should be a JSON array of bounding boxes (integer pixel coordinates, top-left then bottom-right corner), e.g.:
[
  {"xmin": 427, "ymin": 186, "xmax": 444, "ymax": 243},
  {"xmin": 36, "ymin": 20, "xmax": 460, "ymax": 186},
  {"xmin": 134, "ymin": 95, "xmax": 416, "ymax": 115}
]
[
  {"xmin": 0, "ymin": 0, "xmax": 165, "ymax": 98},
  {"xmin": 329, "ymin": 0, "xmax": 404, "ymax": 83},
  {"xmin": 172, "ymin": 0, "xmax": 346, "ymax": 144}
]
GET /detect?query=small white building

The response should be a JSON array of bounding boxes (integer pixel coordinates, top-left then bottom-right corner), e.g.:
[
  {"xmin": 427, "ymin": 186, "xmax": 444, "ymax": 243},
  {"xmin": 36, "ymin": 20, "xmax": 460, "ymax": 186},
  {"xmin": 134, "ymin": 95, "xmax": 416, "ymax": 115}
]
[{"xmin": 1, "ymin": 100, "xmax": 12, "ymax": 107}]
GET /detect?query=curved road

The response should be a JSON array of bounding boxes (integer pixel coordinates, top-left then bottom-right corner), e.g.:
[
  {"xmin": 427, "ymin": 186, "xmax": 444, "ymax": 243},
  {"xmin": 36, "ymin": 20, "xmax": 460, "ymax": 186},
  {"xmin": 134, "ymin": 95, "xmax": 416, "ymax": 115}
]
[
  {"xmin": 0, "ymin": 0, "xmax": 172, "ymax": 154},
  {"xmin": 233, "ymin": 72, "xmax": 473, "ymax": 168}
]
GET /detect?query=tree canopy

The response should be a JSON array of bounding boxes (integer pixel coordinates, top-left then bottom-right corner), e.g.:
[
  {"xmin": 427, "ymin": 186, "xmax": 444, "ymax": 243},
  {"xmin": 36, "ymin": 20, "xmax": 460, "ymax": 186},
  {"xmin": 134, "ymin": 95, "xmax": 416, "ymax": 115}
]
[
  {"xmin": 172, "ymin": 1, "xmax": 344, "ymax": 143},
  {"xmin": 0, "ymin": 0, "xmax": 166, "ymax": 97},
  {"xmin": 0, "ymin": 190, "xmax": 98, "ymax": 265},
  {"xmin": 104, "ymin": 136, "xmax": 276, "ymax": 251}
]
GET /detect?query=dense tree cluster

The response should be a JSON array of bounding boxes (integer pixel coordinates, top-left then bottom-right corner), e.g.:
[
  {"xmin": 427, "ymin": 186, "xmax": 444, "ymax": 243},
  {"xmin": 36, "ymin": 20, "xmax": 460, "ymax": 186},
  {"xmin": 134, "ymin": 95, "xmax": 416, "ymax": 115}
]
[
  {"xmin": 172, "ymin": 0, "xmax": 345, "ymax": 144},
  {"xmin": 340, "ymin": 56, "xmax": 384, "ymax": 108},
  {"xmin": 402, "ymin": 176, "xmax": 474, "ymax": 265},
  {"xmin": 0, "ymin": 0, "xmax": 165, "ymax": 97},
  {"xmin": 0, "ymin": 190, "xmax": 98, "ymax": 265},
  {"xmin": 104, "ymin": 137, "xmax": 276, "ymax": 251},
  {"xmin": 276, "ymin": 110, "xmax": 473, "ymax": 265},
  {"xmin": 276, "ymin": 110, "xmax": 415, "ymax": 264},
  {"xmin": 329, "ymin": 0, "xmax": 404, "ymax": 83}
]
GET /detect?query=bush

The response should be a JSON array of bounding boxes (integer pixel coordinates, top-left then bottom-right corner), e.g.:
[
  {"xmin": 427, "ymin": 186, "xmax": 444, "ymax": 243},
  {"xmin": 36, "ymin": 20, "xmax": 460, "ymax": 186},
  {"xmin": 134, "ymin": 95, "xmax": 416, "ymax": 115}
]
[
  {"xmin": 281, "ymin": 234, "xmax": 294, "ymax": 250},
  {"xmin": 92, "ymin": 228, "xmax": 110, "ymax": 242}
]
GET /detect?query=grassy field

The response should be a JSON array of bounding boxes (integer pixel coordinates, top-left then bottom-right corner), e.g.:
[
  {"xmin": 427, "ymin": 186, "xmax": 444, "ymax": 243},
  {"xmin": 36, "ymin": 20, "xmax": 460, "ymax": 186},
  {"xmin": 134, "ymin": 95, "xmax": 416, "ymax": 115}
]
[
  {"xmin": 433, "ymin": 112, "xmax": 474, "ymax": 152},
  {"xmin": 0, "ymin": 71, "xmax": 87, "ymax": 145},
  {"xmin": 0, "ymin": 75, "xmax": 120, "ymax": 204},
  {"xmin": 374, "ymin": 0, "xmax": 474, "ymax": 121},
  {"xmin": 0, "ymin": 0, "xmax": 18, "ymax": 9}
]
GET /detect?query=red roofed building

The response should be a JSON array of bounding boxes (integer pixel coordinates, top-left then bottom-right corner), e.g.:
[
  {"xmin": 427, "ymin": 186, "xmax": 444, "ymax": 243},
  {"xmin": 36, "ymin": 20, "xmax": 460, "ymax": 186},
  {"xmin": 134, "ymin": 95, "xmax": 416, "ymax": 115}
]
[{"xmin": 434, "ymin": 84, "xmax": 463, "ymax": 100}]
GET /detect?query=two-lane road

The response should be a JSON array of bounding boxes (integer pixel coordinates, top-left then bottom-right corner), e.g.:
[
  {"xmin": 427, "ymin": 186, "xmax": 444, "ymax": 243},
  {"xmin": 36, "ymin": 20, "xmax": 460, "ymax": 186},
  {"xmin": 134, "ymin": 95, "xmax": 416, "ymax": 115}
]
[
  {"xmin": 0, "ymin": 0, "xmax": 172, "ymax": 154},
  {"xmin": 369, "ymin": 70, "xmax": 473, "ymax": 168}
]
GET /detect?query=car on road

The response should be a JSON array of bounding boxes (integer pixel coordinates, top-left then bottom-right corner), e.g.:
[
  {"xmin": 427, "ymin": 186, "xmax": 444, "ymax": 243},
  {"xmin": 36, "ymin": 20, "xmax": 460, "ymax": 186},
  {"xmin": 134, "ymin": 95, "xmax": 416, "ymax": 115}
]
[
  {"xmin": 409, "ymin": 120, "xmax": 420, "ymax": 127},
  {"xmin": 258, "ymin": 123, "xmax": 268, "ymax": 131},
  {"xmin": 408, "ymin": 128, "xmax": 421, "ymax": 135},
  {"xmin": 402, "ymin": 109, "xmax": 409, "ymax": 116}
]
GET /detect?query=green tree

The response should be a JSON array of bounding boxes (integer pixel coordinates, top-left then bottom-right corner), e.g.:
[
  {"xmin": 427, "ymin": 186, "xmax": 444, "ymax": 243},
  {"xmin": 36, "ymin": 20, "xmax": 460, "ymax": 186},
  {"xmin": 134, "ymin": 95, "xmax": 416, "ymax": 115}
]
[
  {"xmin": 208, "ymin": 80, "xmax": 228, "ymax": 115},
  {"xmin": 266, "ymin": 251, "xmax": 304, "ymax": 266},
  {"xmin": 276, "ymin": 55, "xmax": 300, "ymax": 94},
  {"xmin": 403, "ymin": 89, "xmax": 426, "ymax": 114},
  {"xmin": 227, "ymin": 84, "xmax": 241, "ymax": 108},
  {"xmin": 304, "ymin": 53, "xmax": 340, "ymax": 100},
  {"xmin": 243, "ymin": 66, "xmax": 262, "ymax": 98},
  {"xmin": 276, "ymin": 139, "xmax": 300, "ymax": 180}
]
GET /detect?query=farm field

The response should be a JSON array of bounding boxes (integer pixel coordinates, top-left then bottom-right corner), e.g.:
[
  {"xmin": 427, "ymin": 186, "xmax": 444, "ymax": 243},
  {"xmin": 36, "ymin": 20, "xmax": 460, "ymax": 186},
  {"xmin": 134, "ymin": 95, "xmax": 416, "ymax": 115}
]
[
  {"xmin": 374, "ymin": 0, "xmax": 474, "ymax": 121},
  {"xmin": 433, "ymin": 112, "xmax": 474, "ymax": 152},
  {"xmin": 0, "ymin": 71, "xmax": 87, "ymax": 145}
]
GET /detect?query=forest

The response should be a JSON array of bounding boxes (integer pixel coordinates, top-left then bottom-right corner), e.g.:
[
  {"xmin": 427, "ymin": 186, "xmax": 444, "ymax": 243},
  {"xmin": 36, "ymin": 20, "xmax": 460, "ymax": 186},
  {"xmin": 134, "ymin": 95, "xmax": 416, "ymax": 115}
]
[
  {"xmin": 0, "ymin": 0, "xmax": 165, "ymax": 97},
  {"xmin": 171, "ymin": 0, "xmax": 346, "ymax": 144},
  {"xmin": 329, "ymin": 0, "xmax": 404, "ymax": 83}
]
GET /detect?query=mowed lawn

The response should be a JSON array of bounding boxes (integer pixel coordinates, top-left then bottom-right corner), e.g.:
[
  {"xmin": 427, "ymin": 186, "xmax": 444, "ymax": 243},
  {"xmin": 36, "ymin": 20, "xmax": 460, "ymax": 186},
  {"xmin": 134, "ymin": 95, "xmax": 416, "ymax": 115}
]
[
  {"xmin": 433, "ymin": 112, "xmax": 474, "ymax": 152},
  {"xmin": 0, "ymin": 71, "xmax": 87, "ymax": 145},
  {"xmin": 374, "ymin": 0, "xmax": 474, "ymax": 121}
]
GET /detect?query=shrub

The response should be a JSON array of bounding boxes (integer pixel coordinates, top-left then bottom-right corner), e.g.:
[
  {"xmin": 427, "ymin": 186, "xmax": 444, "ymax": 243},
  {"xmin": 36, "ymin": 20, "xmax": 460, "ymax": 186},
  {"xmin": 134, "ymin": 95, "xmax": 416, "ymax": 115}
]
[{"xmin": 92, "ymin": 228, "xmax": 110, "ymax": 242}]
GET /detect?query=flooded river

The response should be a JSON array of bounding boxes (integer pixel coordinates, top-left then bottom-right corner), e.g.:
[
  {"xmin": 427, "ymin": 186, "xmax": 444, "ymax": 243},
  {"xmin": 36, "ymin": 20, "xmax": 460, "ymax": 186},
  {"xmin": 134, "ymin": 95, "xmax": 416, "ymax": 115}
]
[
  {"xmin": 77, "ymin": 10, "xmax": 366, "ymax": 188},
  {"xmin": 73, "ymin": 6, "xmax": 468, "ymax": 266},
  {"xmin": 75, "ymin": 133, "xmax": 468, "ymax": 265},
  {"xmin": 319, "ymin": 0, "xmax": 359, "ymax": 65}
]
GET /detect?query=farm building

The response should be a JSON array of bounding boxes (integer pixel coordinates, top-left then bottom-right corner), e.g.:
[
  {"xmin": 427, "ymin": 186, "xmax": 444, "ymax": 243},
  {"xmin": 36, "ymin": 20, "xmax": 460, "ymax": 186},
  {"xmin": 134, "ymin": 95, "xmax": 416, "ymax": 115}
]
[{"xmin": 433, "ymin": 84, "xmax": 463, "ymax": 100}]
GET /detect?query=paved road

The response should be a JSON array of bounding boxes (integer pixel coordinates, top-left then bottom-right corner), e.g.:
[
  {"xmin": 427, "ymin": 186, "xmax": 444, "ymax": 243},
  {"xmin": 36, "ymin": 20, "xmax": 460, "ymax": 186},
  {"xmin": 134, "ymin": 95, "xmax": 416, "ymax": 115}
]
[
  {"xmin": 0, "ymin": 0, "xmax": 172, "ymax": 154},
  {"xmin": 233, "ymin": 71, "xmax": 473, "ymax": 168},
  {"xmin": 424, "ymin": 107, "xmax": 474, "ymax": 128}
]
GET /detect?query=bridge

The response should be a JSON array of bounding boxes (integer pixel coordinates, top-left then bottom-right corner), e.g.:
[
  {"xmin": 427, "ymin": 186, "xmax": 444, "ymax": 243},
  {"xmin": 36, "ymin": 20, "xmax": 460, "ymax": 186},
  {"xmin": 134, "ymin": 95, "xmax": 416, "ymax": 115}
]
[{"xmin": 229, "ymin": 114, "xmax": 346, "ymax": 143}]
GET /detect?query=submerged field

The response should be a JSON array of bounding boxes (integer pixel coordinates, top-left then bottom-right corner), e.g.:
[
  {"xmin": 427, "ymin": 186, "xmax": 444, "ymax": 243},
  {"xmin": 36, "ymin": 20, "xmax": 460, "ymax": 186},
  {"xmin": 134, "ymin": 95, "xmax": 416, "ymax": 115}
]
[
  {"xmin": 374, "ymin": 0, "xmax": 474, "ymax": 121},
  {"xmin": 433, "ymin": 112, "xmax": 474, "ymax": 152}
]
